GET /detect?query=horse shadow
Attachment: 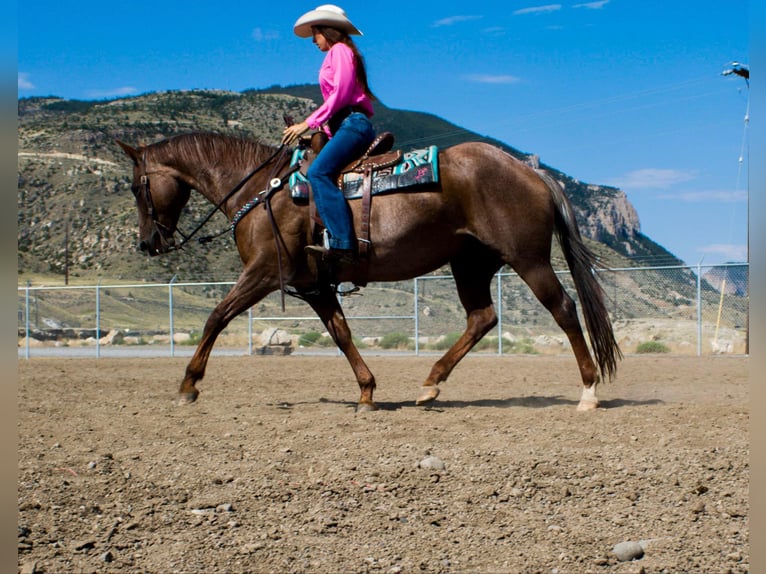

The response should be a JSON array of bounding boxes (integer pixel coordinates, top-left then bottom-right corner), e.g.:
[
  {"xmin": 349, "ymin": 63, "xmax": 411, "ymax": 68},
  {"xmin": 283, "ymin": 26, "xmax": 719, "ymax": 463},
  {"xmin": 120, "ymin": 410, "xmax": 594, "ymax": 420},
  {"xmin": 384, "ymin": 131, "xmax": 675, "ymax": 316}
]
[{"xmin": 287, "ymin": 396, "xmax": 666, "ymax": 412}]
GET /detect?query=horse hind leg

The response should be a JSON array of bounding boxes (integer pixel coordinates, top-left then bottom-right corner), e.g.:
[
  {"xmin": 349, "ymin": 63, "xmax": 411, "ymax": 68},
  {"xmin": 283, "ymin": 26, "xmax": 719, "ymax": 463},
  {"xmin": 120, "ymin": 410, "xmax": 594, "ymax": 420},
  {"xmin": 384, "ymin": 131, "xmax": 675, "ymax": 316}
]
[
  {"xmin": 514, "ymin": 261, "xmax": 600, "ymax": 411},
  {"xmin": 417, "ymin": 246, "xmax": 499, "ymax": 405}
]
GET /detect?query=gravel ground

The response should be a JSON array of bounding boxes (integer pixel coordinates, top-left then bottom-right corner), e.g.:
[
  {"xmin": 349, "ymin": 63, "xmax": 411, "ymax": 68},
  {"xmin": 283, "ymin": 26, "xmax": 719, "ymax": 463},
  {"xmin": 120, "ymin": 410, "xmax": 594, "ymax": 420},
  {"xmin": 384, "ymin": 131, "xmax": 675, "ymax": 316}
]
[{"xmin": 18, "ymin": 354, "xmax": 748, "ymax": 573}]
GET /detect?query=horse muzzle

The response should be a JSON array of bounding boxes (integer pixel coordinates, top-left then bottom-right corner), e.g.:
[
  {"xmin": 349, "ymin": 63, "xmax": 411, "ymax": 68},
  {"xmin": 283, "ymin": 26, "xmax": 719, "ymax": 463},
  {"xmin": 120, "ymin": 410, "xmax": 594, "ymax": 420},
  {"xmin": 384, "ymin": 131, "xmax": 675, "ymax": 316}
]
[{"xmin": 138, "ymin": 230, "xmax": 175, "ymax": 256}]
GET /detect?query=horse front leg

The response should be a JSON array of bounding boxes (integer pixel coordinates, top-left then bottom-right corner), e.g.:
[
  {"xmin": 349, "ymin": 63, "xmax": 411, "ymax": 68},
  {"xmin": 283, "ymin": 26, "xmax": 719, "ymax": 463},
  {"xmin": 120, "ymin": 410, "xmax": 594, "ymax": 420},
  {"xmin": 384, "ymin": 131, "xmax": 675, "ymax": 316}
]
[
  {"xmin": 178, "ymin": 270, "xmax": 274, "ymax": 405},
  {"xmin": 304, "ymin": 287, "xmax": 377, "ymax": 412}
]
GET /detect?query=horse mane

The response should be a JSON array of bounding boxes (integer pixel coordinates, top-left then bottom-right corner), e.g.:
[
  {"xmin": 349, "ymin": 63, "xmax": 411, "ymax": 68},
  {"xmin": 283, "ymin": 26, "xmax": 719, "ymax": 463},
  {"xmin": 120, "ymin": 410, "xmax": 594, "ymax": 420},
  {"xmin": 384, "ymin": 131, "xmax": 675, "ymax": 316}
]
[{"xmin": 148, "ymin": 132, "xmax": 278, "ymax": 172}]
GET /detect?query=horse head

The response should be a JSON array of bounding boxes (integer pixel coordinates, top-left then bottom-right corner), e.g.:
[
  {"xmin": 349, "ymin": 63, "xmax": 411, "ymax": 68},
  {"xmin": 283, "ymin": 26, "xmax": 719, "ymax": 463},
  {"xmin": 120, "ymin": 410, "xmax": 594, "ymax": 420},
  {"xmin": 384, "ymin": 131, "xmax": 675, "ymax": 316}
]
[{"xmin": 117, "ymin": 140, "xmax": 192, "ymax": 256}]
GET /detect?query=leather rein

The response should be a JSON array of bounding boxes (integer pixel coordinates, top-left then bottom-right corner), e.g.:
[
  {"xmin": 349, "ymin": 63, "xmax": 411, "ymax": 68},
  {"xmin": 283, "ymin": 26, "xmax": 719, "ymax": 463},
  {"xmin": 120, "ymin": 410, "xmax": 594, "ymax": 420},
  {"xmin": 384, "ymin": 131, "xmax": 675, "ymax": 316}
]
[
  {"xmin": 137, "ymin": 142, "xmax": 300, "ymax": 309},
  {"xmin": 137, "ymin": 144, "xmax": 293, "ymax": 250}
]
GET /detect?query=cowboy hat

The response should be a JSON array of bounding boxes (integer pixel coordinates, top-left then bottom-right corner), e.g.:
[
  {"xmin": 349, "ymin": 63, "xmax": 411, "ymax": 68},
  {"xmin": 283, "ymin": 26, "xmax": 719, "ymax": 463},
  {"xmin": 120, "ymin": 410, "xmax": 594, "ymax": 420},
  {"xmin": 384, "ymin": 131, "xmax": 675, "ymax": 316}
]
[{"xmin": 293, "ymin": 5, "xmax": 363, "ymax": 38}]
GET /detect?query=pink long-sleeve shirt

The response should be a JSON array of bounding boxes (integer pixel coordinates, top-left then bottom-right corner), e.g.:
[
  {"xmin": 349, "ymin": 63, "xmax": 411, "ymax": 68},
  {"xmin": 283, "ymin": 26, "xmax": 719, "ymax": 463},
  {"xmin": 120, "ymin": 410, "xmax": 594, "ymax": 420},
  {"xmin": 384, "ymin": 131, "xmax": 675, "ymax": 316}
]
[{"xmin": 306, "ymin": 42, "xmax": 374, "ymax": 136}]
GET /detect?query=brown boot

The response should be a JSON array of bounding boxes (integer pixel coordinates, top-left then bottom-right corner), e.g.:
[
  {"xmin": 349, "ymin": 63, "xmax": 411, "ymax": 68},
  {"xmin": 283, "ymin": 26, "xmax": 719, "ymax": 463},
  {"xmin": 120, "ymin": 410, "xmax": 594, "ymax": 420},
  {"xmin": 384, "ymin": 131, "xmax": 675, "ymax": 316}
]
[{"xmin": 304, "ymin": 245, "xmax": 357, "ymax": 265}]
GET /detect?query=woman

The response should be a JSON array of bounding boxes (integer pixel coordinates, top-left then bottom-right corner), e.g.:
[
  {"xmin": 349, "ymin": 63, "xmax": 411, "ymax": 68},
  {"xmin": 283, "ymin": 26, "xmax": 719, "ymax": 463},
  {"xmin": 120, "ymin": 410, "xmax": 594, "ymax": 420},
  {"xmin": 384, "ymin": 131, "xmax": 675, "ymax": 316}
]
[{"xmin": 281, "ymin": 5, "xmax": 376, "ymax": 265}]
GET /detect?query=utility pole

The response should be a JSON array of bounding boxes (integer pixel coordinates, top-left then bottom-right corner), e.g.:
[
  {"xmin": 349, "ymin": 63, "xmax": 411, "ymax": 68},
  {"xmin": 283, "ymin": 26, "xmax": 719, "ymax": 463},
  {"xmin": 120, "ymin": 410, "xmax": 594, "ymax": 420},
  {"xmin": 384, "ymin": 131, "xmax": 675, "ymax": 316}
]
[{"xmin": 721, "ymin": 62, "xmax": 749, "ymax": 354}]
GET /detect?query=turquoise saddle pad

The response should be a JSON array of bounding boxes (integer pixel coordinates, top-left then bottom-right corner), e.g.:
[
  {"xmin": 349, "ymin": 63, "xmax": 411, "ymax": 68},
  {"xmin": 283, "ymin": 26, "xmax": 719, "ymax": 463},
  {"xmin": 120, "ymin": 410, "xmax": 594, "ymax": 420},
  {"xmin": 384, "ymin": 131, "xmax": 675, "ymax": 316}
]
[{"xmin": 289, "ymin": 145, "xmax": 439, "ymax": 202}]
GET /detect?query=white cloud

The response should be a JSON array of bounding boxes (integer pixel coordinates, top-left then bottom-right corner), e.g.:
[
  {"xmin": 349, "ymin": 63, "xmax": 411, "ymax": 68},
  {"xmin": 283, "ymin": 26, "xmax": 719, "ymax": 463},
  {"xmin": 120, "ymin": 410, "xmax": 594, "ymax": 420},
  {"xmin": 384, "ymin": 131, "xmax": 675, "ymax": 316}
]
[
  {"xmin": 432, "ymin": 15, "xmax": 483, "ymax": 27},
  {"xmin": 573, "ymin": 0, "xmax": 610, "ymax": 9},
  {"xmin": 698, "ymin": 243, "xmax": 748, "ymax": 262},
  {"xmin": 609, "ymin": 168, "xmax": 697, "ymax": 190},
  {"xmin": 513, "ymin": 4, "xmax": 562, "ymax": 16},
  {"xmin": 661, "ymin": 190, "xmax": 748, "ymax": 203},
  {"xmin": 18, "ymin": 73, "xmax": 34, "ymax": 90},
  {"xmin": 481, "ymin": 26, "xmax": 507, "ymax": 35},
  {"xmin": 464, "ymin": 74, "xmax": 521, "ymax": 84},
  {"xmin": 252, "ymin": 28, "xmax": 280, "ymax": 42},
  {"xmin": 85, "ymin": 86, "xmax": 139, "ymax": 99}
]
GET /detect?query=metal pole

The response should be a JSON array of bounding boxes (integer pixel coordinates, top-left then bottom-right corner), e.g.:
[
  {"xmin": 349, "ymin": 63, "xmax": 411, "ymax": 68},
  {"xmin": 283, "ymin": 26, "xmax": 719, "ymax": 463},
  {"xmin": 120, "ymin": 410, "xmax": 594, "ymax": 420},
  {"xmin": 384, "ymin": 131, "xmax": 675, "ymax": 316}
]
[
  {"xmin": 96, "ymin": 281, "xmax": 101, "ymax": 359},
  {"xmin": 24, "ymin": 281, "xmax": 31, "ymax": 360},
  {"xmin": 169, "ymin": 275, "xmax": 178, "ymax": 357},
  {"xmin": 414, "ymin": 277, "xmax": 420, "ymax": 355},
  {"xmin": 496, "ymin": 273, "xmax": 503, "ymax": 355},
  {"xmin": 248, "ymin": 307, "xmax": 253, "ymax": 356},
  {"xmin": 696, "ymin": 262, "xmax": 702, "ymax": 356}
]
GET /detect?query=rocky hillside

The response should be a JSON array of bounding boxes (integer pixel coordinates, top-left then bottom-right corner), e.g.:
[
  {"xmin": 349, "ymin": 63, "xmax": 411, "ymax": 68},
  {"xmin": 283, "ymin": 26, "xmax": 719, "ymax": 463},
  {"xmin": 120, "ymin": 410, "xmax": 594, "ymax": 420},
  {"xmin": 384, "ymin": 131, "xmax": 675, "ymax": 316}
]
[
  {"xmin": 703, "ymin": 265, "xmax": 749, "ymax": 296},
  {"xmin": 17, "ymin": 87, "xmax": 682, "ymax": 284}
]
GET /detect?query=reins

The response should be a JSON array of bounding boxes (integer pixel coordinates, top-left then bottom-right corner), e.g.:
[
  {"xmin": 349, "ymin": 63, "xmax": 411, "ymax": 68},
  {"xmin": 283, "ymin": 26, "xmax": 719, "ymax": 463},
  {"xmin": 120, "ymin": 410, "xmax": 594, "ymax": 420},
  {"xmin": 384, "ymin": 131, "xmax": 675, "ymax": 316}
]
[
  {"xmin": 139, "ymin": 139, "xmax": 300, "ymax": 310},
  {"xmin": 139, "ymin": 144, "xmax": 289, "ymax": 250}
]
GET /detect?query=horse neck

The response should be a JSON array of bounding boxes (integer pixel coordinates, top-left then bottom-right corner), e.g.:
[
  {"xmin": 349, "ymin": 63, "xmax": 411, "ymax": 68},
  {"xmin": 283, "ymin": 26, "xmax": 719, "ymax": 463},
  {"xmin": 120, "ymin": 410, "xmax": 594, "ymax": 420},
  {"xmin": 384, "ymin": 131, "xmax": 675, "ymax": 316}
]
[{"xmin": 153, "ymin": 135, "xmax": 279, "ymax": 217}]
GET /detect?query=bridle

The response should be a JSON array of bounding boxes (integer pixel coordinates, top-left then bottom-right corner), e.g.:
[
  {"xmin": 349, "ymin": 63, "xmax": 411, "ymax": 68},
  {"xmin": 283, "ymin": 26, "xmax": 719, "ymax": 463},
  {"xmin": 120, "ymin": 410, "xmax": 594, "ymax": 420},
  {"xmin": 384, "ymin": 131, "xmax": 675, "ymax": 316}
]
[
  {"xmin": 135, "ymin": 144, "xmax": 296, "ymax": 253},
  {"xmin": 135, "ymin": 141, "xmax": 301, "ymax": 308},
  {"xmin": 133, "ymin": 153, "xmax": 185, "ymax": 254}
]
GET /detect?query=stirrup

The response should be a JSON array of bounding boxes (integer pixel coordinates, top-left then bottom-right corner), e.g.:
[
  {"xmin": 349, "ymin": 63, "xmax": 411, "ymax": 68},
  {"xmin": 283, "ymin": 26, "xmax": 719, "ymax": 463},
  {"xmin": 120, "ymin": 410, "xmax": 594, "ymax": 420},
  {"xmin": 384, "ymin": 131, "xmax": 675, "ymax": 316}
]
[
  {"xmin": 304, "ymin": 244, "xmax": 330, "ymax": 258},
  {"xmin": 336, "ymin": 282, "xmax": 361, "ymax": 296}
]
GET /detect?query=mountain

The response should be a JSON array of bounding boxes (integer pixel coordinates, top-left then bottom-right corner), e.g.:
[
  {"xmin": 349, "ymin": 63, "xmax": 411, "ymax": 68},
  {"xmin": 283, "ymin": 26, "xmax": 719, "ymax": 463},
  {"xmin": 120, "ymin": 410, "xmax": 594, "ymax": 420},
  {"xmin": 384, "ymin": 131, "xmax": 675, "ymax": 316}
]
[
  {"xmin": 702, "ymin": 265, "xmax": 749, "ymax": 296},
  {"xmin": 17, "ymin": 86, "xmax": 683, "ymax": 284}
]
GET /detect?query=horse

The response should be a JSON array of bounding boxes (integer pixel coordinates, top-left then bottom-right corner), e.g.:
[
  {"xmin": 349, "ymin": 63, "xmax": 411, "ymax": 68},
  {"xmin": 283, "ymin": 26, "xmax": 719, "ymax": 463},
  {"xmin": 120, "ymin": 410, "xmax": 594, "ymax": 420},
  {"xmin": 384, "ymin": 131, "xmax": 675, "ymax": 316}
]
[{"xmin": 117, "ymin": 132, "xmax": 621, "ymax": 412}]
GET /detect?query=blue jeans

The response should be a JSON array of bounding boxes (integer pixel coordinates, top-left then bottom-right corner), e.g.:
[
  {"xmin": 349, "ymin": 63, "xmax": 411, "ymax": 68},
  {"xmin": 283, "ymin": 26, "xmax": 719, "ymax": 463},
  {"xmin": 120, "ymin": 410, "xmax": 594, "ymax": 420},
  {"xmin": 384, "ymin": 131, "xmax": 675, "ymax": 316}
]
[{"xmin": 307, "ymin": 113, "xmax": 375, "ymax": 251}]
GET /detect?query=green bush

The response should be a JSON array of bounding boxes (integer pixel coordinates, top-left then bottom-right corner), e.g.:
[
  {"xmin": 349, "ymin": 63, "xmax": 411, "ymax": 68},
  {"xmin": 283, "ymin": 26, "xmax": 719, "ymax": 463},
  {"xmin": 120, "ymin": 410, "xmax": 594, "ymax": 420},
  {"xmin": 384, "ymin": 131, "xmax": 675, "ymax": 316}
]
[
  {"xmin": 379, "ymin": 332, "xmax": 413, "ymax": 350},
  {"xmin": 636, "ymin": 341, "xmax": 670, "ymax": 354},
  {"xmin": 179, "ymin": 331, "xmax": 202, "ymax": 346},
  {"xmin": 503, "ymin": 337, "xmax": 537, "ymax": 354},
  {"xmin": 473, "ymin": 336, "xmax": 496, "ymax": 351},
  {"xmin": 431, "ymin": 332, "xmax": 462, "ymax": 350},
  {"xmin": 298, "ymin": 331, "xmax": 322, "ymax": 347},
  {"xmin": 427, "ymin": 334, "xmax": 533, "ymax": 353}
]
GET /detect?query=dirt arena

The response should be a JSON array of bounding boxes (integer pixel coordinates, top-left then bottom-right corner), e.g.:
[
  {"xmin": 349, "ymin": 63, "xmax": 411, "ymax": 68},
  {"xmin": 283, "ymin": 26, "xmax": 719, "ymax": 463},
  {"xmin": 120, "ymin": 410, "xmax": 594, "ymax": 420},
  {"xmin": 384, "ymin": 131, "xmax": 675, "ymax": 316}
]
[{"xmin": 18, "ymin": 354, "xmax": 748, "ymax": 573}]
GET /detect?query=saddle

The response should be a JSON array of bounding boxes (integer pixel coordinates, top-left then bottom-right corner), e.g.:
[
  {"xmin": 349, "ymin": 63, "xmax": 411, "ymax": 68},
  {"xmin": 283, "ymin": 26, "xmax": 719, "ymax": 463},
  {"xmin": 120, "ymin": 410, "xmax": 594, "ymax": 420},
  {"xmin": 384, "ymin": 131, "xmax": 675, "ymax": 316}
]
[
  {"xmin": 303, "ymin": 131, "xmax": 401, "ymax": 183},
  {"xmin": 298, "ymin": 131, "xmax": 400, "ymax": 281},
  {"xmin": 292, "ymin": 131, "xmax": 439, "ymax": 287}
]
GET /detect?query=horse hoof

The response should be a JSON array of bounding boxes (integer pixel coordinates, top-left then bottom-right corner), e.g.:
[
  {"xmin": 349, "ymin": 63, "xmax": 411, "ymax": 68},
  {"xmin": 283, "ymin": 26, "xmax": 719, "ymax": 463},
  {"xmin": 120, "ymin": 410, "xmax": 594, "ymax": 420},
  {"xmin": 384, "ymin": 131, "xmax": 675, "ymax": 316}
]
[
  {"xmin": 176, "ymin": 392, "xmax": 199, "ymax": 406},
  {"xmin": 577, "ymin": 385, "xmax": 599, "ymax": 411},
  {"xmin": 415, "ymin": 386, "xmax": 440, "ymax": 406},
  {"xmin": 356, "ymin": 402, "xmax": 378, "ymax": 413},
  {"xmin": 576, "ymin": 399, "xmax": 599, "ymax": 412}
]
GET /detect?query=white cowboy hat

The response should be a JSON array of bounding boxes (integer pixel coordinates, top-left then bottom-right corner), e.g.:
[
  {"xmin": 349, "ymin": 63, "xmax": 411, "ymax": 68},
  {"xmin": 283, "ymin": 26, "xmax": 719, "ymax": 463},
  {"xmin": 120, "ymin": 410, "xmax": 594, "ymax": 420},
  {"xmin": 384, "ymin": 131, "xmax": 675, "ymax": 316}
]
[{"xmin": 293, "ymin": 4, "xmax": 363, "ymax": 38}]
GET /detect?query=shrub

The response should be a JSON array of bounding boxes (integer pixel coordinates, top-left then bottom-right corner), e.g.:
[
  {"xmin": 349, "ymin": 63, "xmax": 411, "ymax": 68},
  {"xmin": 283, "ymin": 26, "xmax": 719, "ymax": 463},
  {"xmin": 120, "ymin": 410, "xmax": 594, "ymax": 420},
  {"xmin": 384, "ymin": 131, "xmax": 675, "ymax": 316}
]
[
  {"xmin": 636, "ymin": 341, "xmax": 670, "ymax": 354},
  {"xmin": 179, "ymin": 331, "xmax": 202, "ymax": 346},
  {"xmin": 298, "ymin": 331, "xmax": 322, "ymax": 347},
  {"xmin": 503, "ymin": 337, "xmax": 537, "ymax": 354},
  {"xmin": 379, "ymin": 332, "xmax": 413, "ymax": 350},
  {"xmin": 431, "ymin": 332, "xmax": 462, "ymax": 350}
]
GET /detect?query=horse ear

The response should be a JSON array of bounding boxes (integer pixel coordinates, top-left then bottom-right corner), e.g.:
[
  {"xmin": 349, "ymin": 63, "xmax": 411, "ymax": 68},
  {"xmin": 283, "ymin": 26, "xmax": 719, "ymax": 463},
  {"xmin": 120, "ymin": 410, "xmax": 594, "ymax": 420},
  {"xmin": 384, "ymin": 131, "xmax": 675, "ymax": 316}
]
[{"xmin": 116, "ymin": 140, "xmax": 141, "ymax": 166}]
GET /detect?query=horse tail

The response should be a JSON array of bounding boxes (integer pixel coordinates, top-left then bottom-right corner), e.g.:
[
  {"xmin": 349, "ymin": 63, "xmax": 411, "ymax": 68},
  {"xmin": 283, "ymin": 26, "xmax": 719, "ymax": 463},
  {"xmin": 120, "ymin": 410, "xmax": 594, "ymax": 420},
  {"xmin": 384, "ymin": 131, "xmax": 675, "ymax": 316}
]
[{"xmin": 535, "ymin": 169, "xmax": 622, "ymax": 382}]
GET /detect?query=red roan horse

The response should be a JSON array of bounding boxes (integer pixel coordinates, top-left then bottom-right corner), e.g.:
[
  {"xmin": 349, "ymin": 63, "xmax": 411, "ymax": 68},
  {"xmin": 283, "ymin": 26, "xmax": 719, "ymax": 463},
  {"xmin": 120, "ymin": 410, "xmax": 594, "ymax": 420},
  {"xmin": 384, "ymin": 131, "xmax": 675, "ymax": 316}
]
[{"xmin": 118, "ymin": 132, "xmax": 621, "ymax": 412}]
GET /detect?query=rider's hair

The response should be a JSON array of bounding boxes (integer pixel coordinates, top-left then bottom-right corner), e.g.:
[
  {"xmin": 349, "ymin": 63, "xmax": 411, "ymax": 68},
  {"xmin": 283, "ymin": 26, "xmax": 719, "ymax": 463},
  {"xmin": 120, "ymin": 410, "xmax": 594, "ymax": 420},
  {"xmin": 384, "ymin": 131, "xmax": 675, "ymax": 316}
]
[{"xmin": 313, "ymin": 26, "xmax": 376, "ymax": 101}]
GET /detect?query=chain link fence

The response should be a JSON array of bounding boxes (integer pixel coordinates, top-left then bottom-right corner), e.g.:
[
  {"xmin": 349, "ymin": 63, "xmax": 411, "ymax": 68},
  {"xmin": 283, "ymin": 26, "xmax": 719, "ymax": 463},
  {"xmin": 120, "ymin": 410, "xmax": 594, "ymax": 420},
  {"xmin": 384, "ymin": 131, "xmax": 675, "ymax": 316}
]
[{"xmin": 18, "ymin": 264, "xmax": 748, "ymax": 358}]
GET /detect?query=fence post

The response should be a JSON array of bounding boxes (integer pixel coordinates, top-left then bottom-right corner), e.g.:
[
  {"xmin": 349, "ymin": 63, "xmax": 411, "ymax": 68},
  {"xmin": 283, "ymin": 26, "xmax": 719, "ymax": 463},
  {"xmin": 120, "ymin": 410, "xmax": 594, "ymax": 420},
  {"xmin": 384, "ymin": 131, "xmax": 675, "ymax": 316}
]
[
  {"xmin": 96, "ymin": 281, "xmax": 101, "ymax": 359},
  {"xmin": 169, "ymin": 275, "xmax": 177, "ymax": 357},
  {"xmin": 248, "ymin": 307, "xmax": 253, "ymax": 356},
  {"xmin": 696, "ymin": 262, "xmax": 702, "ymax": 356},
  {"xmin": 496, "ymin": 273, "xmax": 503, "ymax": 355},
  {"xmin": 24, "ymin": 280, "xmax": 31, "ymax": 360},
  {"xmin": 414, "ymin": 278, "xmax": 420, "ymax": 356}
]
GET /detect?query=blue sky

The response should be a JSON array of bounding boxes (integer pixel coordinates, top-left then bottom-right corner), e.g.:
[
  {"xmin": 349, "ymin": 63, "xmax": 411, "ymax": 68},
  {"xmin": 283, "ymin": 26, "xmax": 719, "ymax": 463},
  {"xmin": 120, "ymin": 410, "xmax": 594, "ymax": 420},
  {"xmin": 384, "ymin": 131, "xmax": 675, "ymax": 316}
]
[{"xmin": 18, "ymin": 1, "xmax": 750, "ymax": 268}]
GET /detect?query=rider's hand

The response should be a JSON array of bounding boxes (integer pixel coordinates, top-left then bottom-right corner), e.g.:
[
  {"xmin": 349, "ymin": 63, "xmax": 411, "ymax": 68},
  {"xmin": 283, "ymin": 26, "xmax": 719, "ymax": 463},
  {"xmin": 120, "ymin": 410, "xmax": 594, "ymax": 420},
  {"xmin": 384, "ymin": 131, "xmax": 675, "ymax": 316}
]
[{"xmin": 281, "ymin": 121, "xmax": 309, "ymax": 145}]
